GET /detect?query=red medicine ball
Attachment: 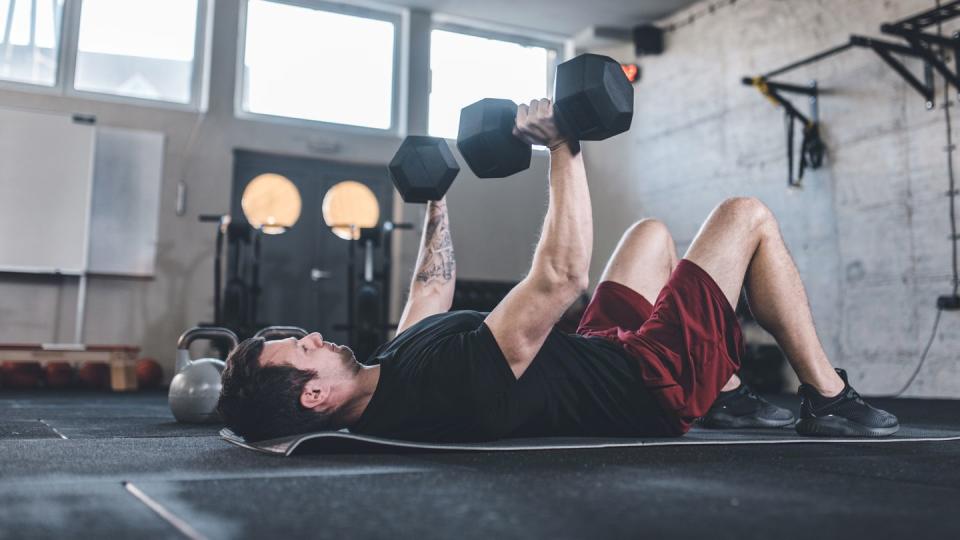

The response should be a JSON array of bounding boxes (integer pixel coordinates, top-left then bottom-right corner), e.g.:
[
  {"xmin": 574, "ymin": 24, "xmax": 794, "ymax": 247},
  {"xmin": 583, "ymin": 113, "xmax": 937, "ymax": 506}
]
[
  {"xmin": 1, "ymin": 361, "xmax": 43, "ymax": 389},
  {"xmin": 135, "ymin": 358, "xmax": 163, "ymax": 389},
  {"xmin": 45, "ymin": 362, "xmax": 75, "ymax": 389},
  {"xmin": 77, "ymin": 362, "xmax": 111, "ymax": 390}
]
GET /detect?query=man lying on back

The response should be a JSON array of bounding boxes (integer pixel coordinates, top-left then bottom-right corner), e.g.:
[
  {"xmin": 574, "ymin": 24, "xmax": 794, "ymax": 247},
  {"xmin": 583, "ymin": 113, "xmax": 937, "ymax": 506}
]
[{"xmin": 218, "ymin": 99, "xmax": 897, "ymax": 442}]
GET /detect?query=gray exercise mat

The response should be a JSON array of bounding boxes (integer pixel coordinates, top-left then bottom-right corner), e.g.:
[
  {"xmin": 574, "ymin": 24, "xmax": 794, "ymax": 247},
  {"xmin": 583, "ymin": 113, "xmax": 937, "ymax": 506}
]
[{"xmin": 220, "ymin": 425, "xmax": 960, "ymax": 456}]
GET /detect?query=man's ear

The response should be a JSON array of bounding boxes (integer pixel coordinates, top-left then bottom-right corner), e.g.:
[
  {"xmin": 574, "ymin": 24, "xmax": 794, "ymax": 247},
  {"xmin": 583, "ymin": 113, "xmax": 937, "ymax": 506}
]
[{"xmin": 300, "ymin": 378, "xmax": 330, "ymax": 411}]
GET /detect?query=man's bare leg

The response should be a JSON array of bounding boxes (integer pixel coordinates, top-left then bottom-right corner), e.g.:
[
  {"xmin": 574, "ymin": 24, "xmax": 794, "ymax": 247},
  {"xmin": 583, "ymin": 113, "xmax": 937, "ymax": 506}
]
[
  {"xmin": 601, "ymin": 219, "xmax": 745, "ymax": 392},
  {"xmin": 684, "ymin": 197, "xmax": 843, "ymax": 396},
  {"xmin": 599, "ymin": 218, "xmax": 678, "ymax": 302}
]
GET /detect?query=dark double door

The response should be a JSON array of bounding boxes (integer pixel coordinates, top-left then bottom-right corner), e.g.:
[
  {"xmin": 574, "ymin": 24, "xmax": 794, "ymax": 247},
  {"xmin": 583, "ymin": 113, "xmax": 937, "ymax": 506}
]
[{"xmin": 230, "ymin": 149, "xmax": 393, "ymax": 346}]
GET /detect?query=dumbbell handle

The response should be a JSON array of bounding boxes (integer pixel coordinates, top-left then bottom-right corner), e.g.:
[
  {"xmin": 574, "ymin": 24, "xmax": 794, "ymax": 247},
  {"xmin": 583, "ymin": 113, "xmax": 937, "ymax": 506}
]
[
  {"xmin": 546, "ymin": 105, "xmax": 582, "ymax": 155},
  {"xmin": 253, "ymin": 326, "xmax": 308, "ymax": 340},
  {"xmin": 176, "ymin": 326, "xmax": 239, "ymax": 351}
]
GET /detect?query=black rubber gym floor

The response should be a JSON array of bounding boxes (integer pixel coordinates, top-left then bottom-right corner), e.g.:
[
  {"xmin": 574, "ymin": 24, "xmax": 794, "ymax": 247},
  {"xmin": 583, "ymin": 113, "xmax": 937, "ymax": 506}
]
[{"xmin": 2, "ymin": 392, "xmax": 959, "ymax": 539}]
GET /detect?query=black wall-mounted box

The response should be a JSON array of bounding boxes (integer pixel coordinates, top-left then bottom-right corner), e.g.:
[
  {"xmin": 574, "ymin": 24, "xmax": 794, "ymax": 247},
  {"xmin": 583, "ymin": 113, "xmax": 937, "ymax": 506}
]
[{"xmin": 633, "ymin": 24, "xmax": 664, "ymax": 55}]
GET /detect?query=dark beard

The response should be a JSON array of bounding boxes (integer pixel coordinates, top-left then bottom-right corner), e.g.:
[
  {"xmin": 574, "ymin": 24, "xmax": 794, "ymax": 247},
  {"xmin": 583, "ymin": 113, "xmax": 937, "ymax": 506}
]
[{"xmin": 340, "ymin": 346, "xmax": 360, "ymax": 371}]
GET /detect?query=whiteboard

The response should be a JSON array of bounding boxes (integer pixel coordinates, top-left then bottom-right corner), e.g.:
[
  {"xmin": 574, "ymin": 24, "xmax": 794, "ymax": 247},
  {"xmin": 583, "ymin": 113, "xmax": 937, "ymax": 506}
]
[
  {"xmin": 87, "ymin": 127, "xmax": 165, "ymax": 276},
  {"xmin": 0, "ymin": 108, "xmax": 97, "ymax": 274}
]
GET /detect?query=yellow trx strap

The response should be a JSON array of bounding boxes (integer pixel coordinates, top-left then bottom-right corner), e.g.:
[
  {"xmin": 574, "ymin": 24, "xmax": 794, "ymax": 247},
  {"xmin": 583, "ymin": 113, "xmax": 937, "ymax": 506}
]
[{"xmin": 751, "ymin": 76, "xmax": 782, "ymax": 108}]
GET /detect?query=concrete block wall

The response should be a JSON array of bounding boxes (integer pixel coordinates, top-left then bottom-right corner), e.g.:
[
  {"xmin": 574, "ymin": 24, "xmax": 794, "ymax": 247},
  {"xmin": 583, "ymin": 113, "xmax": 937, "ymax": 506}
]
[{"xmin": 584, "ymin": 0, "xmax": 960, "ymax": 396}]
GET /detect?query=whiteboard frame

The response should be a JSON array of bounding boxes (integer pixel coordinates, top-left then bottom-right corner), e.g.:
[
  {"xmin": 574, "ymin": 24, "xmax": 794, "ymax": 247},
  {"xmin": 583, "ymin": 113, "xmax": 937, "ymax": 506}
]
[
  {"xmin": 0, "ymin": 106, "xmax": 97, "ymax": 275},
  {"xmin": 0, "ymin": 106, "xmax": 97, "ymax": 343}
]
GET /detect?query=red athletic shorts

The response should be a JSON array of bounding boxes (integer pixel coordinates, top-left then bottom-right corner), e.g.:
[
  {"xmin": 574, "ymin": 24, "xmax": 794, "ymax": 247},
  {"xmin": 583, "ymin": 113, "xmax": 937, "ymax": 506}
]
[{"xmin": 576, "ymin": 259, "xmax": 743, "ymax": 435}]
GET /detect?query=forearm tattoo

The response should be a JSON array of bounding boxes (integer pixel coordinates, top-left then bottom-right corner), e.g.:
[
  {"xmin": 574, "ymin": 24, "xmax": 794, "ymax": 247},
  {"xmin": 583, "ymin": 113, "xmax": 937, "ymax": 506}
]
[{"xmin": 414, "ymin": 200, "xmax": 455, "ymax": 286}]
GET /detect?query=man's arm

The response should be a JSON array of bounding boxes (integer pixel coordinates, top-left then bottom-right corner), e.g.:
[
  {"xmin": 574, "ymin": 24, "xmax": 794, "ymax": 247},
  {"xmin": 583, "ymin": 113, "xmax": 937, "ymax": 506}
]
[
  {"xmin": 396, "ymin": 198, "xmax": 456, "ymax": 334},
  {"xmin": 485, "ymin": 99, "xmax": 592, "ymax": 378}
]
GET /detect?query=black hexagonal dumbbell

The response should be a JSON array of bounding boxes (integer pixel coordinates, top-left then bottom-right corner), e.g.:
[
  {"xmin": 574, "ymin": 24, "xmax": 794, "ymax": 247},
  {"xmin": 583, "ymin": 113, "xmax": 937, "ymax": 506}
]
[
  {"xmin": 456, "ymin": 53, "xmax": 634, "ymax": 179},
  {"xmin": 457, "ymin": 98, "xmax": 532, "ymax": 179},
  {"xmin": 554, "ymin": 53, "xmax": 634, "ymax": 141},
  {"xmin": 388, "ymin": 136, "xmax": 461, "ymax": 203}
]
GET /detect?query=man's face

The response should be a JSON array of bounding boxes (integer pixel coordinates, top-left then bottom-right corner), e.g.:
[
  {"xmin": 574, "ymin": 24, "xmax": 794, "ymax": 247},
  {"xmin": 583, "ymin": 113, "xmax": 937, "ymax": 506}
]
[{"xmin": 259, "ymin": 332, "xmax": 357, "ymax": 379}]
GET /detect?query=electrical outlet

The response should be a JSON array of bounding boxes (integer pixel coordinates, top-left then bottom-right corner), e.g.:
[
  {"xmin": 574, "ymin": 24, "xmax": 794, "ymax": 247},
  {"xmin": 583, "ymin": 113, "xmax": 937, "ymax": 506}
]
[{"xmin": 937, "ymin": 295, "xmax": 960, "ymax": 310}]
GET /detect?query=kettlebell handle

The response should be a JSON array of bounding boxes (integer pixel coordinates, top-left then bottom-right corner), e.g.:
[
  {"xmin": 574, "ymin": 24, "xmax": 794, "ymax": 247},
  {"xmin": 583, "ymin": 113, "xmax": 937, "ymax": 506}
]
[
  {"xmin": 253, "ymin": 326, "xmax": 308, "ymax": 341},
  {"xmin": 177, "ymin": 327, "xmax": 240, "ymax": 351}
]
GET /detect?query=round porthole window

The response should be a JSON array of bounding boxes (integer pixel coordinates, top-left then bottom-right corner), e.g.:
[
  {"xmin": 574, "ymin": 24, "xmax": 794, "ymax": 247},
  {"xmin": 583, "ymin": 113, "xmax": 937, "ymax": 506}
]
[
  {"xmin": 321, "ymin": 180, "xmax": 380, "ymax": 240},
  {"xmin": 241, "ymin": 173, "xmax": 302, "ymax": 235}
]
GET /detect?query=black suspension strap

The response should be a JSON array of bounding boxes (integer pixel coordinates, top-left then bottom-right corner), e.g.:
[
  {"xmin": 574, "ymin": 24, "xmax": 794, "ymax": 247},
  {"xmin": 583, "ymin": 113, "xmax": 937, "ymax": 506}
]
[
  {"xmin": 752, "ymin": 76, "xmax": 823, "ymax": 187},
  {"xmin": 798, "ymin": 121, "xmax": 825, "ymax": 185}
]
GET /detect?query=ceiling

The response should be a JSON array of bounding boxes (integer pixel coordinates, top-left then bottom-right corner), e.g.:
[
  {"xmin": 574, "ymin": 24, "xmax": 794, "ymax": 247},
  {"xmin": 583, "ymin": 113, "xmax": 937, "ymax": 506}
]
[{"xmin": 375, "ymin": 0, "xmax": 701, "ymax": 37}]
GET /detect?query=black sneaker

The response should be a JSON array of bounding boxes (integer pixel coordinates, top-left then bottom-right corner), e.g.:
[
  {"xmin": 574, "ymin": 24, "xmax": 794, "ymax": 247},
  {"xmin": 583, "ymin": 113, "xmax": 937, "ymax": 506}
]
[
  {"xmin": 795, "ymin": 368, "xmax": 899, "ymax": 437},
  {"xmin": 701, "ymin": 383, "xmax": 796, "ymax": 429}
]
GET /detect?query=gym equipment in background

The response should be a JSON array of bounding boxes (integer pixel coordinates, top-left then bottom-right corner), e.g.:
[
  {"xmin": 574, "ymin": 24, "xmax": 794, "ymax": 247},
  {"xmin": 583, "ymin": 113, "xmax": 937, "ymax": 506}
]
[
  {"xmin": 198, "ymin": 214, "xmax": 232, "ymax": 328},
  {"xmin": 388, "ymin": 136, "xmax": 461, "ymax": 203},
  {"xmin": 44, "ymin": 362, "xmax": 75, "ymax": 389},
  {"xmin": 739, "ymin": 0, "xmax": 960, "ymax": 395},
  {"xmin": 198, "ymin": 214, "xmax": 260, "ymax": 335},
  {"xmin": 169, "ymin": 327, "xmax": 239, "ymax": 424},
  {"xmin": 199, "ymin": 173, "xmax": 304, "ymax": 337},
  {"xmin": 135, "ymin": 358, "xmax": 163, "ymax": 390},
  {"xmin": 321, "ymin": 179, "xmax": 413, "ymax": 359},
  {"xmin": 451, "ymin": 280, "xmax": 518, "ymax": 312},
  {"xmin": 742, "ymin": 0, "xmax": 960, "ymax": 186},
  {"xmin": 350, "ymin": 227, "xmax": 389, "ymax": 362},
  {"xmin": 457, "ymin": 53, "xmax": 634, "ymax": 178},
  {"xmin": 0, "ymin": 344, "xmax": 139, "ymax": 391},
  {"xmin": 77, "ymin": 362, "xmax": 110, "ymax": 390},
  {"xmin": 322, "ymin": 180, "xmax": 381, "ymax": 357},
  {"xmin": 332, "ymin": 224, "xmax": 413, "ymax": 363},
  {"xmin": 253, "ymin": 326, "xmax": 308, "ymax": 340},
  {"xmin": 331, "ymin": 225, "xmax": 411, "ymax": 361},
  {"xmin": 0, "ymin": 361, "xmax": 42, "ymax": 389}
]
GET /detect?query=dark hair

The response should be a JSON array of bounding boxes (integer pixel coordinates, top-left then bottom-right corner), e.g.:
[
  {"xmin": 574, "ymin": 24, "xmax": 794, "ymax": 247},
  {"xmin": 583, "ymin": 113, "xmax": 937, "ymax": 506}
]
[{"xmin": 218, "ymin": 337, "xmax": 333, "ymax": 441}]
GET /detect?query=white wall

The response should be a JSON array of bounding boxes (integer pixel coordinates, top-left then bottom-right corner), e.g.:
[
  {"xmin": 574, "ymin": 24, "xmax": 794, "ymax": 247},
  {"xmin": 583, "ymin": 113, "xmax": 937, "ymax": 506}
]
[{"xmin": 584, "ymin": 0, "xmax": 960, "ymax": 397}]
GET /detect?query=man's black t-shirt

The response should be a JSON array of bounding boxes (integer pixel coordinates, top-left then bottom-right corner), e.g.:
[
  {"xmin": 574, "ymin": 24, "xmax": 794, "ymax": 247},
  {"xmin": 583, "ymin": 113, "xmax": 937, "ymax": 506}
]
[{"xmin": 350, "ymin": 310, "xmax": 668, "ymax": 442}]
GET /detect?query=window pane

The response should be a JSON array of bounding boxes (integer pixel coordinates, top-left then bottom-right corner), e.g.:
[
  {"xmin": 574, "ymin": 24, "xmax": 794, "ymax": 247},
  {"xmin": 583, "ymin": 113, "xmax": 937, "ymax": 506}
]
[
  {"xmin": 0, "ymin": 0, "xmax": 65, "ymax": 86},
  {"xmin": 429, "ymin": 30, "xmax": 553, "ymax": 139},
  {"xmin": 242, "ymin": 0, "xmax": 395, "ymax": 130},
  {"xmin": 74, "ymin": 0, "xmax": 199, "ymax": 103}
]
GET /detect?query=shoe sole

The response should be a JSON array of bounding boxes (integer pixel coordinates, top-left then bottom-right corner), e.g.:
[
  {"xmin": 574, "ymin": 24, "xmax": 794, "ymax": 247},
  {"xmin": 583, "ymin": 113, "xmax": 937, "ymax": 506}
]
[
  {"xmin": 795, "ymin": 416, "xmax": 900, "ymax": 437},
  {"xmin": 701, "ymin": 412, "xmax": 796, "ymax": 429}
]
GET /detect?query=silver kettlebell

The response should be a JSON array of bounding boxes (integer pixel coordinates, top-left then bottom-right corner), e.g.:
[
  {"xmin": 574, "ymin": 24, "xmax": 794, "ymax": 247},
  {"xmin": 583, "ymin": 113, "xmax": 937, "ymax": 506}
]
[
  {"xmin": 253, "ymin": 326, "xmax": 308, "ymax": 341},
  {"xmin": 168, "ymin": 327, "xmax": 239, "ymax": 423}
]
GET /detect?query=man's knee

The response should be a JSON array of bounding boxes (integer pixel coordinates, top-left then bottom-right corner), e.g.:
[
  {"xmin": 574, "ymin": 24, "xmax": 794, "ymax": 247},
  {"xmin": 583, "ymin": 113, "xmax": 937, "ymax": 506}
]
[
  {"xmin": 714, "ymin": 196, "xmax": 776, "ymax": 231},
  {"xmin": 623, "ymin": 218, "xmax": 675, "ymax": 248}
]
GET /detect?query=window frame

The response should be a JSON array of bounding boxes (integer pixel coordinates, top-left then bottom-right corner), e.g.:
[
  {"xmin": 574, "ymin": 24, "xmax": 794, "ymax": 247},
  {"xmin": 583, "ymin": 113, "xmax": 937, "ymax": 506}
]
[
  {"xmin": 427, "ymin": 14, "xmax": 567, "ymax": 142},
  {"xmin": 0, "ymin": 0, "xmax": 69, "ymax": 93},
  {"xmin": 234, "ymin": 0, "xmax": 405, "ymax": 136},
  {"xmin": 0, "ymin": 0, "xmax": 213, "ymax": 112}
]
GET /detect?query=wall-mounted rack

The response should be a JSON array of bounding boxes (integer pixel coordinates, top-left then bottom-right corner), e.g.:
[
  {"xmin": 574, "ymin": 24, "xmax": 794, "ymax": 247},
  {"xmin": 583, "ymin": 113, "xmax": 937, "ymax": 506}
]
[{"xmin": 742, "ymin": 0, "xmax": 960, "ymax": 187}]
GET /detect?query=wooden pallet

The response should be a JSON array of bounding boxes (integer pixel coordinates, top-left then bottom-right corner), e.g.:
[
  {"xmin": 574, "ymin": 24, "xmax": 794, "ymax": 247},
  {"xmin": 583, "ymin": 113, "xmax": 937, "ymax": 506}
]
[{"xmin": 0, "ymin": 343, "xmax": 140, "ymax": 391}]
